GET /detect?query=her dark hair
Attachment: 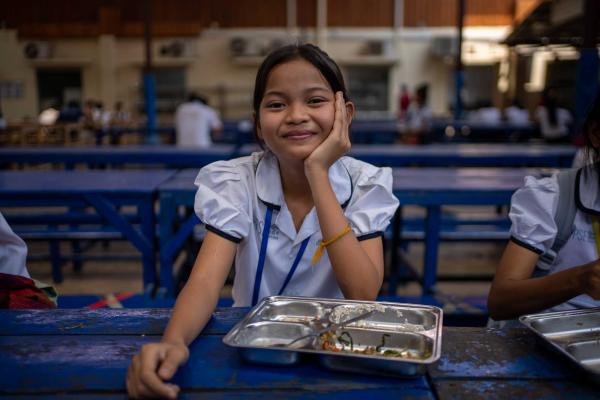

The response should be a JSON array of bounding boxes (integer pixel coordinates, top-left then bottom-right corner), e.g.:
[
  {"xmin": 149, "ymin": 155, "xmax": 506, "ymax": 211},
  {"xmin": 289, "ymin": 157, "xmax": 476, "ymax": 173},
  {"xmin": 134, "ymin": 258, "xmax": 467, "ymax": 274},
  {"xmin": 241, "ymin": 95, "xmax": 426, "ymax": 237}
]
[{"xmin": 252, "ymin": 43, "xmax": 349, "ymax": 141}]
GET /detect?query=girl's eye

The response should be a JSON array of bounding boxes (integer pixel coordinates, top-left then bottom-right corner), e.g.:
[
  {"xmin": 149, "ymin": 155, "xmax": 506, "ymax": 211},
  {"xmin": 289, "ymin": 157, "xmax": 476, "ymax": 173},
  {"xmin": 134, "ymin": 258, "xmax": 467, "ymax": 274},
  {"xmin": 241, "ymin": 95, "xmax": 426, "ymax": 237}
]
[
  {"xmin": 308, "ymin": 98, "xmax": 326, "ymax": 105},
  {"xmin": 266, "ymin": 102, "xmax": 285, "ymax": 109}
]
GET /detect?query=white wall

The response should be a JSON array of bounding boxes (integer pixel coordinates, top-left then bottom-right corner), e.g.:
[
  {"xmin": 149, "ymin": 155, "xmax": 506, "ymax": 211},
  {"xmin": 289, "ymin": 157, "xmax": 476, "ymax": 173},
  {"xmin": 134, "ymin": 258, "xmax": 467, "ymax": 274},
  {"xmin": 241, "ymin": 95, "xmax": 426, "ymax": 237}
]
[
  {"xmin": 0, "ymin": 30, "xmax": 37, "ymax": 122},
  {"xmin": 0, "ymin": 26, "xmax": 510, "ymax": 123}
]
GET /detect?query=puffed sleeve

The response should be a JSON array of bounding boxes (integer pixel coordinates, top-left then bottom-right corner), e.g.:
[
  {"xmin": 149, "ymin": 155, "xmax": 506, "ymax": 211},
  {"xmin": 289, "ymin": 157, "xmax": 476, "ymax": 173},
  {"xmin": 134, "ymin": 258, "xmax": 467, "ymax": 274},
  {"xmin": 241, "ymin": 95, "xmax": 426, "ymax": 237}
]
[
  {"xmin": 509, "ymin": 174, "xmax": 559, "ymax": 254},
  {"xmin": 346, "ymin": 164, "xmax": 399, "ymax": 240},
  {"xmin": 0, "ymin": 212, "xmax": 30, "ymax": 278},
  {"xmin": 194, "ymin": 161, "xmax": 251, "ymax": 242}
]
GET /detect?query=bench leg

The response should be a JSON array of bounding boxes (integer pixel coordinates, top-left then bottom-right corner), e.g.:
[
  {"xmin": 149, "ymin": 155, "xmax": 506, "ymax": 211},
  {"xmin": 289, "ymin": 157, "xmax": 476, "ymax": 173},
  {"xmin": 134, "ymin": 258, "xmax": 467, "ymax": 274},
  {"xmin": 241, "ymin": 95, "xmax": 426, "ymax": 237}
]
[
  {"xmin": 49, "ymin": 240, "xmax": 63, "ymax": 283},
  {"xmin": 71, "ymin": 240, "xmax": 83, "ymax": 272}
]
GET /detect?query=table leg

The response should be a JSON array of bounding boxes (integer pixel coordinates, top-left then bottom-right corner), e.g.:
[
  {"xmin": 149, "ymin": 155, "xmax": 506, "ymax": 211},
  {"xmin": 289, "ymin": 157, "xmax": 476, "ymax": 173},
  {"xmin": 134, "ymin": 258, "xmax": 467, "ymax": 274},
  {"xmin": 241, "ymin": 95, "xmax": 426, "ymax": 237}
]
[
  {"xmin": 158, "ymin": 193, "xmax": 177, "ymax": 298},
  {"xmin": 158, "ymin": 213, "xmax": 199, "ymax": 297},
  {"xmin": 423, "ymin": 206, "xmax": 441, "ymax": 294},
  {"xmin": 388, "ymin": 206, "xmax": 402, "ymax": 295},
  {"xmin": 139, "ymin": 197, "xmax": 157, "ymax": 296},
  {"xmin": 49, "ymin": 234, "xmax": 62, "ymax": 283}
]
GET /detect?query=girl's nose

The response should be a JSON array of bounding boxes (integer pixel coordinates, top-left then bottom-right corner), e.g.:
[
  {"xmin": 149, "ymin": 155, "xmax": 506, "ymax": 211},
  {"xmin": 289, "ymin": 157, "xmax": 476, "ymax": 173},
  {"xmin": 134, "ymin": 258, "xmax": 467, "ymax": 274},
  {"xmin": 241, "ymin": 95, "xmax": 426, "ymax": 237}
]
[{"xmin": 285, "ymin": 103, "xmax": 308, "ymax": 124}]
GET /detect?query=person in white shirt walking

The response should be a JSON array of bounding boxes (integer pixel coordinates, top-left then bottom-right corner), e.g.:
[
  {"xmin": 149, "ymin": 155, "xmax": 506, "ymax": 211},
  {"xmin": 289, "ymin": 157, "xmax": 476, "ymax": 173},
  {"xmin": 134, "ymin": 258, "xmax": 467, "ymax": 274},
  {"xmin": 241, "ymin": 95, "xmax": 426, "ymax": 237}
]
[{"xmin": 175, "ymin": 94, "xmax": 223, "ymax": 147}]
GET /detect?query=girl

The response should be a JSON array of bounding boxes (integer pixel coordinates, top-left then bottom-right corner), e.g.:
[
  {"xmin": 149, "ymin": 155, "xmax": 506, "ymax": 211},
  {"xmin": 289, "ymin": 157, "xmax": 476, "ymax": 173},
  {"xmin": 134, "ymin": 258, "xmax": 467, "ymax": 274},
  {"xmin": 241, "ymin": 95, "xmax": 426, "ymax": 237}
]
[
  {"xmin": 488, "ymin": 91, "xmax": 600, "ymax": 321},
  {"xmin": 127, "ymin": 43, "xmax": 399, "ymax": 398}
]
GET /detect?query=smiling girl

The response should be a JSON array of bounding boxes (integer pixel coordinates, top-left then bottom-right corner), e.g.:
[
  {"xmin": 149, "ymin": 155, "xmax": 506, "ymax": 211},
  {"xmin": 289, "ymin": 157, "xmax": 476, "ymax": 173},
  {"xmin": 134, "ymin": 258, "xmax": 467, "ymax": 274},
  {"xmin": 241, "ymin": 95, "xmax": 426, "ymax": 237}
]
[{"xmin": 127, "ymin": 43, "xmax": 399, "ymax": 399}]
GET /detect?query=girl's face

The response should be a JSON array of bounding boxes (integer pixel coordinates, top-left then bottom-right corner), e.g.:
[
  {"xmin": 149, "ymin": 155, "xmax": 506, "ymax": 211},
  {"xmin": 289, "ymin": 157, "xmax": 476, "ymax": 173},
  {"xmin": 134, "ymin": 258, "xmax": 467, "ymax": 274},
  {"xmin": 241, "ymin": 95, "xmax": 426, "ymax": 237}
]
[{"xmin": 255, "ymin": 58, "xmax": 336, "ymax": 163}]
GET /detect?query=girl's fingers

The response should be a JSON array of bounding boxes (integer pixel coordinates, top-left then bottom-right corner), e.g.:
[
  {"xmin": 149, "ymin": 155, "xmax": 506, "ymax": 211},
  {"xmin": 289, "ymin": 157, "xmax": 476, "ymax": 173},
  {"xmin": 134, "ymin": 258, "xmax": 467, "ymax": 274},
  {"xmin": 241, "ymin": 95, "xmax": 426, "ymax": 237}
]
[
  {"xmin": 333, "ymin": 92, "xmax": 343, "ymax": 137},
  {"xmin": 339, "ymin": 92, "xmax": 350, "ymax": 144},
  {"xmin": 340, "ymin": 92, "xmax": 348, "ymax": 127}
]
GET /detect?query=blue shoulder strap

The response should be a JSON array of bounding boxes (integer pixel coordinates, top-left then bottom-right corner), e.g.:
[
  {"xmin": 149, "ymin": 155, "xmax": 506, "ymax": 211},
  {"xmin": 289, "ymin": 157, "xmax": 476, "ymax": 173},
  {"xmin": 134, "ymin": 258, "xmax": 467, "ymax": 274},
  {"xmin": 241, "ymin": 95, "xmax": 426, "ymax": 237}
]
[
  {"xmin": 537, "ymin": 168, "xmax": 578, "ymax": 270},
  {"xmin": 252, "ymin": 206, "xmax": 273, "ymax": 306}
]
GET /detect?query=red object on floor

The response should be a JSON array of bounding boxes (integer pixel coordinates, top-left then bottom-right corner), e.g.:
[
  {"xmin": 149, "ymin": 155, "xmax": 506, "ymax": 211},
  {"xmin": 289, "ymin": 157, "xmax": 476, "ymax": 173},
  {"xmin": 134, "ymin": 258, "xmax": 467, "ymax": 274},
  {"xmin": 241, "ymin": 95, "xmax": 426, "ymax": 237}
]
[
  {"xmin": 0, "ymin": 272, "xmax": 56, "ymax": 309},
  {"xmin": 86, "ymin": 292, "xmax": 135, "ymax": 308}
]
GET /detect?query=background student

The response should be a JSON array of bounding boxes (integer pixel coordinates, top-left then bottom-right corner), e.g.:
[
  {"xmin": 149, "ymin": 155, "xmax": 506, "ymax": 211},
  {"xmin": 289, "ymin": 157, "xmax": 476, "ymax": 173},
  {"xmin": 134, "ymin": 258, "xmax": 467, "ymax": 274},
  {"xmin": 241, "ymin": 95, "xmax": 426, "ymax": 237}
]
[
  {"xmin": 0, "ymin": 211, "xmax": 57, "ymax": 309},
  {"xmin": 535, "ymin": 87, "xmax": 573, "ymax": 144},
  {"xmin": 488, "ymin": 91, "xmax": 600, "ymax": 321},
  {"xmin": 175, "ymin": 93, "xmax": 223, "ymax": 147}
]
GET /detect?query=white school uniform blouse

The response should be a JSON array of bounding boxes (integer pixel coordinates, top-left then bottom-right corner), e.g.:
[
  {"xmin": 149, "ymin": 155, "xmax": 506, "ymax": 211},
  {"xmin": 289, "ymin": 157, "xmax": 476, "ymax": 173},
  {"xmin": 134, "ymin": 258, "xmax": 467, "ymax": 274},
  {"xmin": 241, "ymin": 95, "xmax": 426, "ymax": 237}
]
[
  {"xmin": 194, "ymin": 150, "xmax": 399, "ymax": 307},
  {"xmin": 509, "ymin": 165, "xmax": 600, "ymax": 312},
  {"xmin": 0, "ymin": 211, "xmax": 30, "ymax": 278}
]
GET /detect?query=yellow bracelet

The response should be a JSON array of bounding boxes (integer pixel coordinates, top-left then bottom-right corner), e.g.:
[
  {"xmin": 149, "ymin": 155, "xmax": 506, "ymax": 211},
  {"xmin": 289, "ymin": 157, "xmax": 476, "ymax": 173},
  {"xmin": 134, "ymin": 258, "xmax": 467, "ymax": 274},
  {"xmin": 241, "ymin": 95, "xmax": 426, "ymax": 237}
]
[{"xmin": 310, "ymin": 224, "xmax": 352, "ymax": 265}]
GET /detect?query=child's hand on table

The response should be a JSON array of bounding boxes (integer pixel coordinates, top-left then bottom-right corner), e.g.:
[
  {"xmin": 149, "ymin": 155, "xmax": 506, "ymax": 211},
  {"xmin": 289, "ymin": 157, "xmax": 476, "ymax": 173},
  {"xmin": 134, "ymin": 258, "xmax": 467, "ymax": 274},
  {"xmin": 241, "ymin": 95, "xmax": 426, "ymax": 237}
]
[{"xmin": 127, "ymin": 341, "xmax": 189, "ymax": 399}]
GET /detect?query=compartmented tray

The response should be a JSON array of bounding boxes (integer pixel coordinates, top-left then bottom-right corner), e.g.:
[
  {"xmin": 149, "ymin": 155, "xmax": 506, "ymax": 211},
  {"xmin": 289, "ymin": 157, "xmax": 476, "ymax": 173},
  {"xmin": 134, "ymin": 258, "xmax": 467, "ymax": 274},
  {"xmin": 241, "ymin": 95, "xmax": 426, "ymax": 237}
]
[
  {"xmin": 520, "ymin": 307, "xmax": 600, "ymax": 378},
  {"xmin": 223, "ymin": 296, "xmax": 443, "ymax": 376}
]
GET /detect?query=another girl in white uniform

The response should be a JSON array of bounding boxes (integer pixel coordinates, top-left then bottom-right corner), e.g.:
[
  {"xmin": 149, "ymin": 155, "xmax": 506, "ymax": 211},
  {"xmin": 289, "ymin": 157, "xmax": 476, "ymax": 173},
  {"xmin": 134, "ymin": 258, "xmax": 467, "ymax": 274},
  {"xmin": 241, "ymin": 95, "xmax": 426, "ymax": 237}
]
[
  {"xmin": 0, "ymin": 211, "xmax": 30, "ymax": 278},
  {"xmin": 488, "ymin": 93, "xmax": 600, "ymax": 321},
  {"xmin": 127, "ymin": 43, "xmax": 399, "ymax": 398}
]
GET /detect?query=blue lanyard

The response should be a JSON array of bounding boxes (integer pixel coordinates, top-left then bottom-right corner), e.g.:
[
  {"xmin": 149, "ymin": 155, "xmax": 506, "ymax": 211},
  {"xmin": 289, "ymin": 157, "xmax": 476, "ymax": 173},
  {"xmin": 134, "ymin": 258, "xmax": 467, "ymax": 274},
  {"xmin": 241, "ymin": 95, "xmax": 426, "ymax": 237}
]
[{"xmin": 251, "ymin": 206, "xmax": 310, "ymax": 306}]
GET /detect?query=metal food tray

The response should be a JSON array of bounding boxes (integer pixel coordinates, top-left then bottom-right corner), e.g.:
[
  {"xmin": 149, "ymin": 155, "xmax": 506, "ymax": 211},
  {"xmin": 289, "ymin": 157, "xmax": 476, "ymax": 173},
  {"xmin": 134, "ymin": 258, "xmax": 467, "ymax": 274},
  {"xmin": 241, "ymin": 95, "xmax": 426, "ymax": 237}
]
[
  {"xmin": 520, "ymin": 307, "xmax": 600, "ymax": 378},
  {"xmin": 223, "ymin": 296, "xmax": 443, "ymax": 376}
]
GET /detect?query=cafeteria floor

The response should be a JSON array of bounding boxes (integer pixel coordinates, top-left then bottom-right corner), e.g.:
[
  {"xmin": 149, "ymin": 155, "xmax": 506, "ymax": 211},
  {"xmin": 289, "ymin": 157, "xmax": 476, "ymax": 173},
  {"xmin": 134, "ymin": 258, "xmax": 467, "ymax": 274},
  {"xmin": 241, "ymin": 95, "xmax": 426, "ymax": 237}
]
[{"xmin": 27, "ymin": 240, "xmax": 500, "ymax": 295}]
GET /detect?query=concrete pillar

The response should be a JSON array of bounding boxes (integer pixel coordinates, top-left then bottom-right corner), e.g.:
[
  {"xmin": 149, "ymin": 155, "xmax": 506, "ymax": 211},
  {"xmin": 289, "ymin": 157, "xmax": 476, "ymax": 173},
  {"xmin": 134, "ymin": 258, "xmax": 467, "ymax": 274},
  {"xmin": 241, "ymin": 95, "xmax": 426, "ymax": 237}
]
[
  {"xmin": 391, "ymin": 0, "xmax": 405, "ymax": 115},
  {"xmin": 316, "ymin": 0, "xmax": 327, "ymax": 50},
  {"xmin": 98, "ymin": 35, "xmax": 117, "ymax": 110}
]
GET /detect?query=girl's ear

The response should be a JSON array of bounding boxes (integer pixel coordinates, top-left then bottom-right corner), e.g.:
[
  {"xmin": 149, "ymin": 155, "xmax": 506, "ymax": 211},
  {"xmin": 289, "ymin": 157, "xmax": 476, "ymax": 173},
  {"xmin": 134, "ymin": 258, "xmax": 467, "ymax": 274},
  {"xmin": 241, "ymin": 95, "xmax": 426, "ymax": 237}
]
[{"xmin": 345, "ymin": 101, "xmax": 355, "ymax": 124}]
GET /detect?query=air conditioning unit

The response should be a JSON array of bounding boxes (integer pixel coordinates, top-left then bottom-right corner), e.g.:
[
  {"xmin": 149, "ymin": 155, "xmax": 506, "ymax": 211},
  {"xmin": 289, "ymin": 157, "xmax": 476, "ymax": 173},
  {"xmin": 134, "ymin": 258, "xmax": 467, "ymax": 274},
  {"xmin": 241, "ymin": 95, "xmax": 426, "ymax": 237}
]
[
  {"xmin": 360, "ymin": 40, "xmax": 384, "ymax": 56},
  {"xmin": 158, "ymin": 40, "xmax": 195, "ymax": 58},
  {"xmin": 430, "ymin": 37, "xmax": 458, "ymax": 58},
  {"xmin": 23, "ymin": 41, "xmax": 53, "ymax": 59},
  {"xmin": 230, "ymin": 37, "xmax": 249, "ymax": 57},
  {"xmin": 229, "ymin": 37, "xmax": 274, "ymax": 57}
]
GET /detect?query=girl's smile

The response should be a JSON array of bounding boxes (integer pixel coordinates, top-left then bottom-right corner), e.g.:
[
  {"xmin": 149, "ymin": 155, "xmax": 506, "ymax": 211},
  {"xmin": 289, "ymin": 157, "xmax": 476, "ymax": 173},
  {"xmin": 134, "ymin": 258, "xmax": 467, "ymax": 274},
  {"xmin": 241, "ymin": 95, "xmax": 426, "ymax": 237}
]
[{"xmin": 282, "ymin": 129, "xmax": 315, "ymax": 140}]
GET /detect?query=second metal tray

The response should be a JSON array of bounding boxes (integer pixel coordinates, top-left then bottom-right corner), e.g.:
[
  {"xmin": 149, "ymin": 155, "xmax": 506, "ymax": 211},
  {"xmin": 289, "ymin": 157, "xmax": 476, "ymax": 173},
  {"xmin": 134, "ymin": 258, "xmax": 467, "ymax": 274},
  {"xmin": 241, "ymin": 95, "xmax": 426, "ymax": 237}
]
[{"xmin": 520, "ymin": 307, "xmax": 600, "ymax": 379}]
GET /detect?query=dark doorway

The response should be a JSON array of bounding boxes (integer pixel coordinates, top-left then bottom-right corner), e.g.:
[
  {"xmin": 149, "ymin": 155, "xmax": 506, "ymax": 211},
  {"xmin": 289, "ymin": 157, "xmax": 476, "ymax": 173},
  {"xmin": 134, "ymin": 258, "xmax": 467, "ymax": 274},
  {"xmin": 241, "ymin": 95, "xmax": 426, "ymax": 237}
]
[
  {"xmin": 346, "ymin": 66, "xmax": 389, "ymax": 114},
  {"xmin": 36, "ymin": 69, "xmax": 82, "ymax": 112},
  {"xmin": 140, "ymin": 67, "xmax": 186, "ymax": 114}
]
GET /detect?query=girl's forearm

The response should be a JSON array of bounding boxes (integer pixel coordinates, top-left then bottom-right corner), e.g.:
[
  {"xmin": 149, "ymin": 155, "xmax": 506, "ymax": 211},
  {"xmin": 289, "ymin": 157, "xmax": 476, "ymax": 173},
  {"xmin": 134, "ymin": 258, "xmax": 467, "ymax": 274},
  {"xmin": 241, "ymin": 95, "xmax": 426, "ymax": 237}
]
[
  {"xmin": 307, "ymin": 169, "xmax": 382, "ymax": 299},
  {"xmin": 161, "ymin": 275, "xmax": 222, "ymax": 346},
  {"xmin": 161, "ymin": 232, "xmax": 236, "ymax": 346},
  {"xmin": 488, "ymin": 266, "xmax": 587, "ymax": 320}
]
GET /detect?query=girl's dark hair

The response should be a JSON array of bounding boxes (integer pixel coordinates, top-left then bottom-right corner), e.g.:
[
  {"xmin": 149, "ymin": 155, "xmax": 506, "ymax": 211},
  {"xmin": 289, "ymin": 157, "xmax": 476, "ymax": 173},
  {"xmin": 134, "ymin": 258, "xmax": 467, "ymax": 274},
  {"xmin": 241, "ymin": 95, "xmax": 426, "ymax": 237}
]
[{"xmin": 252, "ymin": 43, "xmax": 349, "ymax": 141}]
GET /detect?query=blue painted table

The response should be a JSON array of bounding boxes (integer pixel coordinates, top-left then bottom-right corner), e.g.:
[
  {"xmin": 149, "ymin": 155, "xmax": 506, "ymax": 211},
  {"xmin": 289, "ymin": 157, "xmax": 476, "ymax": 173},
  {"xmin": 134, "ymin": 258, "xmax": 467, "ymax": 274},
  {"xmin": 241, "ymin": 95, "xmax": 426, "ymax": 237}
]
[
  {"xmin": 0, "ymin": 170, "xmax": 176, "ymax": 291},
  {"xmin": 0, "ymin": 308, "xmax": 596, "ymax": 398},
  {"xmin": 236, "ymin": 143, "xmax": 576, "ymax": 167},
  {"xmin": 0, "ymin": 145, "xmax": 239, "ymax": 169},
  {"xmin": 156, "ymin": 168, "xmax": 548, "ymax": 297},
  {"xmin": 429, "ymin": 120, "xmax": 538, "ymax": 143},
  {"xmin": 347, "ymin": 144, "xmax": 575, "ymax": 167},
  {"xmin": 1, "ymin": 143, "xmax": 576, "ymax": 169}
]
